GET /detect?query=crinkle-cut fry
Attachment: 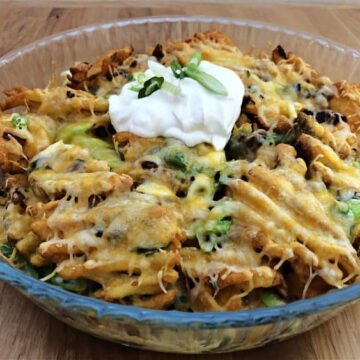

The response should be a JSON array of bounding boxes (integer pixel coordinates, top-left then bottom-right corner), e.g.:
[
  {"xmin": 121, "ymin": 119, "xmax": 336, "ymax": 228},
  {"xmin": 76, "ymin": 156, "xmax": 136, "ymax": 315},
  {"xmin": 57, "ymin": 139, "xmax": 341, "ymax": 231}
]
[
  {"xmin": 214, "ymin": 286, "xmax": 245, "ymax": 311},
  {"xmin": 296, "ymin": 111, "xmax": 337, "ymax": 150},
  {"xmin": 231, "ymin": 174, "xmax": 351, "ymax": 253},
  {"xmin": 180, "ymin": 245, "xmax": 281, "ymax": 296},
  {"xmin": 0, "ymin": 86, "xmax": 28, "ymax": 111},
  {"xmin": 0, "ymin": 125, "xmax": 28, "ymax": 173},
  {"xmin": 29, "ymin": 171, "xmax": 132, "ymax": 204},
  {"xmin": 39, "ymin": 242, "xmax": 81, "ymax": 263},
  {"xmin": 165, "ymin": 30, "xmax": 253, "ymax": 71},
  {"xmin": 217, "ymin": 266, "xmax": 281, "ymax": 290},
  {"xmin": 15, "ymin": 231, "xmax": 42, "ymax": 256},
  {"xmin": 30, "ymin": 219, "xmax": 53, "ymax": 240},
  {"xmin": 246, "ymin": 165, "xmax": 347, "ymax": 240},
  {"xmin": 311, "ymin": 160, "xmax": 360, "ymax": 191},
  {"xmin": 29, "ymin": 253, "xmax": 48, "ymax": 267},
  {"xmin": 190, "ymin": 282, "xmax": 224, "ymax": 312},
  {"xmin": 0, "ymin": 113, "xmax": 57, "ymax": 174},
  {"xmin": 298, "ymin": 134, "xmax": 360, "ymax": 190},
  {"xmin": 93, "ymin": 269, "xmax": 178, "ymax": 300},
  {"xmin": 330, "ymin": 81, "xmax": 360, "ymax": 134},
  {"xmin": 229, "ymin": 168, "xmax": 359, "ymax": 286},
  {"xmin": 298, "ymin": 133, "xmax": 351, "ymax": 171},
  {"xmin": 189, "ymin": 281, "xmax": 245, "ymax": 312},
  {"xmin": 130, "ymin": 288, "xmax": 177, "ymax": 310},
  {"xmin": 275, "ymin": 144, "xmax": 307, "ymax": 179},
  {"xmin": 186, "ymin": 30, "xmax": 235, "ymax": 47},
  {"xmin": 57, "ymin": 250, "xmax": 180, "ymax": 279},
  {"xmin": 0, "ymin": 87, "xmax": 108, "ymax": 118},
  {"xmin": 113, "ymin": 131, "xmax": 165, "ymax": 162},
  {"xmin": 272, "ymin": 45, "xmax": 318, "ymax": 83},
  {"xmin": 68, "ymin": 45, "xmax": 133, "ymax": 90}
]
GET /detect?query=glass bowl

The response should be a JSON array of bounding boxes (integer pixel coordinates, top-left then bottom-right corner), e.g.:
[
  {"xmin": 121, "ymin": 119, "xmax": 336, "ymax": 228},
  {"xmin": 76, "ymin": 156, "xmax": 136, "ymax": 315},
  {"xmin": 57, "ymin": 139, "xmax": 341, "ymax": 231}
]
[{"xmin": 1, "ymin": 16, "xmax": 360, "ymax": 354}]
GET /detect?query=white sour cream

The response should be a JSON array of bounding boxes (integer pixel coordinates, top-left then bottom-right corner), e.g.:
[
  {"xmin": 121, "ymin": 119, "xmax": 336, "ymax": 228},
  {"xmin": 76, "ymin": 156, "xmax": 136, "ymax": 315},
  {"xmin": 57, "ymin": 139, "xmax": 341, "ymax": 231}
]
[{"xmin": 109, "ymin": 60, "xmax": 244, "ymax": 150}]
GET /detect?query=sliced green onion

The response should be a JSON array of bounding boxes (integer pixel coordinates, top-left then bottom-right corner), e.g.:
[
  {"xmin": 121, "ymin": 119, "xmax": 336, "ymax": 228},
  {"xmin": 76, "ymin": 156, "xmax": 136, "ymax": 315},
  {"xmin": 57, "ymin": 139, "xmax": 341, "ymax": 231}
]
[
  {"xmin": 212, "ymin": 219, "xmax": 232, "ymax": 234},
  {"xmin": 11, "ymin": 114, "xmax": 29, "ymax": 130},
  {"xmin": 336, "ymin": 201, "xmax": 351, "ymax": 215},
  {"xmin": 188, "ymin": 51, "xmax": 202, "ymax": 68},
  {"xmin": 353, "ymin": 161, "xmax": 360, "ymax": 170},
  {"xmin": 133, "ymin": 72, "xmax": 148, "ymax": 84},
  {"xmin": 170, "ymin": 60, "xmax": 185, "ymax": 79},
  {"xmin": 162, "ymin": 81, "xmax": 181, "ymax": 96},
  {"xmin": 138, "ymin": 76, "xmax": 164, "ymax": 99},
  {"xmin": 196, "ymin": 218, "xmax": 232, "ymax": 252},
  {"xmin": 57, "ymin": 120, "xmax": 94, "ymax": 143},
  {"xmin": 72, "ymin": 135, "xmax": 122, "ymax": 169},
  {"xmin": 164, "ymin": 151, "xmax": 187, "ymax": 172},
  {"xmin": 129, "ymin": 85, "xmax": 142, "ymax": 92},
  {"xmin": 260, "ymin": 290, "xmax": 284, "ymax": 307},
  {"xmin": 184, "ymin": 65, "xmax": 228, "ymax": 96},
  {"xmin": 0, "ymin": 242, "xmax": 15, "ymax": 258},
  {"xmin": 21, "ymin": 263, "xmax": 39, "ymax": 279},
  {"xmin": 50, "ymin": 274, "xmax": 88, "ymax": 293},
  {"xmin": 348, "ymin": 199, "xmax": 360, "ymax": 221},
  {"xmin": 135, "ymin": 246, "xmax": 166, "ymax": 256}
]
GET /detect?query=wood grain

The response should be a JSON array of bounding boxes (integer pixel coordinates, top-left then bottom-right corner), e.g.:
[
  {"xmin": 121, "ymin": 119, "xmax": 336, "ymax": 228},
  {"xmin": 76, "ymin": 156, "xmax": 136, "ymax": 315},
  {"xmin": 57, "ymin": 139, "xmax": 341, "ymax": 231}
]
[{"xmin": 1, "ymin": 2, "xmax": 360, "ymax": 359}]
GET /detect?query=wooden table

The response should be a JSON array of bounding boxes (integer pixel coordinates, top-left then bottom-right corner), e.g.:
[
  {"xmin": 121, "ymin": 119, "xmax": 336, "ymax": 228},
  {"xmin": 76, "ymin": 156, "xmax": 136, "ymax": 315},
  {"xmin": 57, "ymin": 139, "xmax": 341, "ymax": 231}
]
[{"xmin": 1, "ymin": 2, "xmax": 360, "ymax": 359}]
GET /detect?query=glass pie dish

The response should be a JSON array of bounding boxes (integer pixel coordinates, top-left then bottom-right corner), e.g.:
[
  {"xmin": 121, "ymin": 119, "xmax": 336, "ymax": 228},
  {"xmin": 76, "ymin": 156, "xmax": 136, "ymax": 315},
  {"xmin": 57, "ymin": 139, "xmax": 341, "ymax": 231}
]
[{"xmin": 1, "ymin": 16, "xmax": 360, "ymax": 353}]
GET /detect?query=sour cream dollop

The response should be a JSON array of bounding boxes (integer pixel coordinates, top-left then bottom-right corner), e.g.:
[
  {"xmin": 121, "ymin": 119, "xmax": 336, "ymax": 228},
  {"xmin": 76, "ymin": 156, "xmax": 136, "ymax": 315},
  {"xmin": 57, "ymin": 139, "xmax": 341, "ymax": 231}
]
[{"xmin": 109, "ymin": 60, "xmax": 244, "ymax": 150}]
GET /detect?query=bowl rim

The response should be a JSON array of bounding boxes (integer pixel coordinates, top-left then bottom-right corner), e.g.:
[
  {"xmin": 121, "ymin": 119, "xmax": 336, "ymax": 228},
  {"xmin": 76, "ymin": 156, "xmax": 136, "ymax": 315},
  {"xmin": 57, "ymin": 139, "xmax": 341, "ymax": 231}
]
[
  {"xmin": 1, "ymin": 15, "xmax": 360, "ymax": 65},
  {"xmin": 1, "ymin": 15, "xmax": 360, "ymax": 329}
]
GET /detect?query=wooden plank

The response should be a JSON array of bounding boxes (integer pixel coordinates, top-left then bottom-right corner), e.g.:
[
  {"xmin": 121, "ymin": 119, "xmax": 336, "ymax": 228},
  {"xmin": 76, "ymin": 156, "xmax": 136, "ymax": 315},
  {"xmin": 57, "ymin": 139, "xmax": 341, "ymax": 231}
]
[{"xmin": 0, "ymin": 3, "xmax": 360, "ymax": 359}]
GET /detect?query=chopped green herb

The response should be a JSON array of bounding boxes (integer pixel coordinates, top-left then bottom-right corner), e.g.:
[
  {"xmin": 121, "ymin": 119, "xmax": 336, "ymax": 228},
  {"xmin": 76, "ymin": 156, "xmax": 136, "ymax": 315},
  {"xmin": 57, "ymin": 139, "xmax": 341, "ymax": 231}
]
[
  {"xmin": 246, "ymin": 70, "xmax": 251, "ymax": 78},
  {"xmin": 11, "ymin": 114, "xmax": 29, "ymax": 130},
  {"xmin": 138, "ymin": 76, "xmax": 164, "ymax": 99},
  {"xmin": 260, "ymin": 290, "xmax": 284, "ymax": 307}
]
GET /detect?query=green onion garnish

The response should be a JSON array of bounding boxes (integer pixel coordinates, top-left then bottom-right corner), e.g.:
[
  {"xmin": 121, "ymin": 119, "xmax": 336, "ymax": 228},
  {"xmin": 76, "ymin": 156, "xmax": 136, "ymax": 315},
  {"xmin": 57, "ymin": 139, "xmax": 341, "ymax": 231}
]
[
  {"xmin": 129, "ymin": 85, "xmax": 143, "ymax": 92},
  {"xmin": 184, "ymin": 65, "xmax": 228, "ymax": 97},
  {"xmin": 188, "ymin": 51, "xmax": 202, "ymax": 68},
  {"xmin": 133, "ymin": 51, "xmax": 228, "ymax": 98},
  {"xmin": 260, "ymin": 290, "xmax": 284, "ymax": 307},
  {"xmin": 162, "ymin": 81, "xmax": 181, "ymax": 96},
  {"xmin": 138, "ymin": 76, "xmax": 164, "ymax": 99},
  {"xmin": 127, "ymin": 73, "xmax": 134, "ymax": 82},
  {"xmin": 171, "ymin": 60, "xmax": 185, "ymax": 79},
  {"xmin": 11, "ymin": 114, "xmax": 29, "ymax": 130}
]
